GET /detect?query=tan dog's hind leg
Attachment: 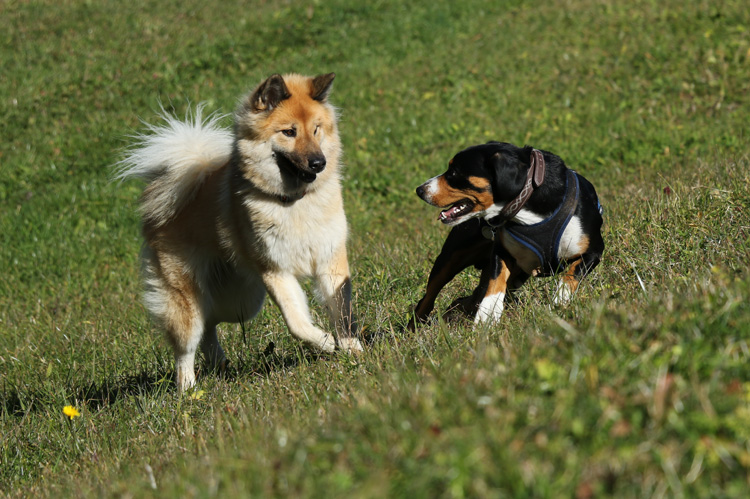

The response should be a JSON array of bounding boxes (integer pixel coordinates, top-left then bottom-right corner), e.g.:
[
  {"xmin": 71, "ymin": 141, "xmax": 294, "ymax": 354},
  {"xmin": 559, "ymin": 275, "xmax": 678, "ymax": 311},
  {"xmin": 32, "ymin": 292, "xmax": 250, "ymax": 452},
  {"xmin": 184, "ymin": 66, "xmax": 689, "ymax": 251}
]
[
  {"xmin": 143, "ymin": 248, "xmax": 204, "ymax": 392},
  {"xmin": 315, "ymin": 247, "xmax": 363, "ymax": 353},
  {"xmin": 162, "ymin": 289, "xmax": 204, "ymax": 392},
  {"xmin": 262, "ymin": 272, "xmax": 337, "ymax": 352},
  {"xmin": 200, "ymin": 324, "xmax": 227, "ymax": 372}
]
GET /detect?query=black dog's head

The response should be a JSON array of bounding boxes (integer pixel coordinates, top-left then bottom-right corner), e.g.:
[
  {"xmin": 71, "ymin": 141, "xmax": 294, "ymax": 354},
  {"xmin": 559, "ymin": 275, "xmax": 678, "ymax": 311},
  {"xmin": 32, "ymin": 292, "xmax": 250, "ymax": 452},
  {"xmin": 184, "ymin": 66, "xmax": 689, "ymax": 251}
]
[{"xmin": 416, "ymin": 142, "xmax": 534, "ymax": 226}]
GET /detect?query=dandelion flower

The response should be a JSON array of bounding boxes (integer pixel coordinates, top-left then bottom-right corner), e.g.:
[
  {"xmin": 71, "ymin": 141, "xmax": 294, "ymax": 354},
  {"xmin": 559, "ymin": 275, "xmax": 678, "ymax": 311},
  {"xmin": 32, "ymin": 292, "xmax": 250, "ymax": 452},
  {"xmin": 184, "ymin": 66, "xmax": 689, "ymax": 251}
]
[
  {"xmin": 63, "ymin": 405, "xmax": 80, "ymax": 420},
  {"xmin": 189, "ymin": 390, "xmax": 205, "ymax": 400}
]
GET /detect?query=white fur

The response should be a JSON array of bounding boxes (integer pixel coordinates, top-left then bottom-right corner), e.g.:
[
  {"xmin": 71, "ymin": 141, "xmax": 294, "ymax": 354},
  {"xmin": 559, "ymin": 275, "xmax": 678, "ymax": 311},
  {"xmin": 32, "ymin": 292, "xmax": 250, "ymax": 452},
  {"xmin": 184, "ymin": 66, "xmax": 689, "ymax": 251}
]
[
  {"xmin": 140, "ymin": 246, "xmax": 169, "ymax": 321},
  {"xmin": 552, "ymin": 279, "xmax": 573, "ymax": 306},
  {"xmin": 474, "ymin": 292, "xmax": 506, "ymax": 324},
  {"xmin": 557, "ymin": 216, "xmax": 584, "ymax": 260},
  {"xmin": 483, "ymin": 204, "xmax": 544, "ymax": 225},
  {"xmin": 114, "ymin": 107, "xmax": 233, "ymax": 226},
  {"xmin": 420, "ymin": 176, "xmax": 440, "ymax": 201},
  {"xmin": 240, "ymin": 183, "xmax": 348, "ymax": 277}
]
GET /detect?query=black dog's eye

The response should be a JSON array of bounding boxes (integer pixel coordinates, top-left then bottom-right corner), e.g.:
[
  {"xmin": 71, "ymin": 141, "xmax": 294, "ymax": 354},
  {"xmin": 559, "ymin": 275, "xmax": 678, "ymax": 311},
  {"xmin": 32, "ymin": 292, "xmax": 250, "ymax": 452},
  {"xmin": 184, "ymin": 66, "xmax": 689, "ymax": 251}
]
[{"xmin": 281, "ymin": 128, "xmax": 296, "ymax": 138}]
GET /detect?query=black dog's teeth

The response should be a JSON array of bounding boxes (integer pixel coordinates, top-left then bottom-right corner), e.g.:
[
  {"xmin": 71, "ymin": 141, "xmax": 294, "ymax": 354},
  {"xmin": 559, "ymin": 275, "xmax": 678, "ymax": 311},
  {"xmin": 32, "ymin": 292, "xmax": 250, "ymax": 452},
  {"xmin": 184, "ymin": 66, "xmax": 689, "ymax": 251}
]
[{"xmin": 439, "ymin": 203, "xmax": 470, "ymax": 222}]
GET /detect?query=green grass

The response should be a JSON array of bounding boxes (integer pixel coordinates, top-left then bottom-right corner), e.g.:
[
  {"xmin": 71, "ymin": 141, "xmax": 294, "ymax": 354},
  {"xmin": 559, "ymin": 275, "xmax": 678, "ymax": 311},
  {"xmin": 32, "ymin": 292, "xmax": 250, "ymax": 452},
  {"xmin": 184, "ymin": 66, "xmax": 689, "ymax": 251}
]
[{"xmin": 2, "ymin": 0, "xmax": 750, "ymax": 496}]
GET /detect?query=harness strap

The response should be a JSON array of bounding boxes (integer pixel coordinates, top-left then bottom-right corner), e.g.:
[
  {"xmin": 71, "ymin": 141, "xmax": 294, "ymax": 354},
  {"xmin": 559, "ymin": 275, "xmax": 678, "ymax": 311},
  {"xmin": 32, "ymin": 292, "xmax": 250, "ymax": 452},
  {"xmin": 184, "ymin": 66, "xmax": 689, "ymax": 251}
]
[{"xmin": 504, "ymin": 169, "xmax": 580, "ymax": 276}]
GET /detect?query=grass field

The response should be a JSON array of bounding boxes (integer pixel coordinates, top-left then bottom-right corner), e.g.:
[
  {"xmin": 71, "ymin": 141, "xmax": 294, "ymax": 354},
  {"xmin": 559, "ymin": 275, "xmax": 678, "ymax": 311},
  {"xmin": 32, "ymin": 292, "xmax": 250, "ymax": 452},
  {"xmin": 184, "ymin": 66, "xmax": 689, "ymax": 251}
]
[{"xmin": 2, "ymin": 0, "xmax": 749, "ymax": 496}]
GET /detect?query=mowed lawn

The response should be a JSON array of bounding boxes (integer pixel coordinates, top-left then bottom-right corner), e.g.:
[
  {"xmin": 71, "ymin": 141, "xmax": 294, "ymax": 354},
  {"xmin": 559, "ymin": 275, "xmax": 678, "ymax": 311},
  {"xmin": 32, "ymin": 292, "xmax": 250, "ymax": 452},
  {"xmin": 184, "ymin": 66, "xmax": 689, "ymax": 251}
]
[{"xmin": 2, "ymin": 0, "xmax": 749, "ymax": 496}]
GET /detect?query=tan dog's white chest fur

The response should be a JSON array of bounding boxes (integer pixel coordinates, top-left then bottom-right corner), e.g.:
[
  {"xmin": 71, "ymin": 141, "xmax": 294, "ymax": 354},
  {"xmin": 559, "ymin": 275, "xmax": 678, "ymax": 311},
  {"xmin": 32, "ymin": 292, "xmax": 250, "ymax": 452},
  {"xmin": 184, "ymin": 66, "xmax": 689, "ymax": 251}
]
[{"xmin": 236, "ymin": 185, "xmax": 347, "ymax": 276}]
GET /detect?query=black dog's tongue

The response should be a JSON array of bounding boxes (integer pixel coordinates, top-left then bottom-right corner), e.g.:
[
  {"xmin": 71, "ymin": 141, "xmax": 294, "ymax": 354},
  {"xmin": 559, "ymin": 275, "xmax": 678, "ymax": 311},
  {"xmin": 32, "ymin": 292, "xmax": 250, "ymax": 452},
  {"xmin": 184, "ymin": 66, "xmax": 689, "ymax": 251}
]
[
  {"xmin": 439, "ymin": 206, "xmax": 459, "ymax": 223},
  {"xmin": 438, "ymin": 203, "xmax": 469, "ymax": 223}
]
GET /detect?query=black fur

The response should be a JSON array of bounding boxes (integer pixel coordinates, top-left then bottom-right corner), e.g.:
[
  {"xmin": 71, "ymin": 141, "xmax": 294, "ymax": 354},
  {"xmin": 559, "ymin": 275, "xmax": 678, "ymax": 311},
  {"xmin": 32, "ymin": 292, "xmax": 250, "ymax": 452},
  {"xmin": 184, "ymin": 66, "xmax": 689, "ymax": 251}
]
[{"xmin": 409, "ymin": 141, "xmax": 604, "ymax": 328}]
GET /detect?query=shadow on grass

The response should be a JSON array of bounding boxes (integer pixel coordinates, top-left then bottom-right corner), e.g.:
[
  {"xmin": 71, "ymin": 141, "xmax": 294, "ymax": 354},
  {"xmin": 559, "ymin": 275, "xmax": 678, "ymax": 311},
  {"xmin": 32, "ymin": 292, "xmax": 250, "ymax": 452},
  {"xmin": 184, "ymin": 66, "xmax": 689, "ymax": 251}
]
[{"xmin": 0, "ymin": 342, "xmax": 302, "ymax": 418}]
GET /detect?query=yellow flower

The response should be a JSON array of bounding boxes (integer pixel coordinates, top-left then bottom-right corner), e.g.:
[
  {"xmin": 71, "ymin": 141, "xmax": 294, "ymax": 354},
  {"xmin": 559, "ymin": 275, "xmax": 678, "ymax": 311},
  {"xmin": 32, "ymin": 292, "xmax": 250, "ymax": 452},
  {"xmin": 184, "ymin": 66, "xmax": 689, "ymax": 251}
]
[
  {"xmin": 63, "ymin": 405, "xmax": 80, "ymax": 420},
  {"xmin": 189, "ymin": 390, "xmax": 205, "ymax": 400}
]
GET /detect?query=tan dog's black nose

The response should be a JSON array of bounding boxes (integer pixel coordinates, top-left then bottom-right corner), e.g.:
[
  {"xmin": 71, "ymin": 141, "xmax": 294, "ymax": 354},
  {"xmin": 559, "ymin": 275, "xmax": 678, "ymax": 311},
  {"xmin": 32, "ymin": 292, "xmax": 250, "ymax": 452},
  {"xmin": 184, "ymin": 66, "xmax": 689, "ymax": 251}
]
[{"xmin": 309, "ymin": 156, "xmax": 326, "ymax": 173}]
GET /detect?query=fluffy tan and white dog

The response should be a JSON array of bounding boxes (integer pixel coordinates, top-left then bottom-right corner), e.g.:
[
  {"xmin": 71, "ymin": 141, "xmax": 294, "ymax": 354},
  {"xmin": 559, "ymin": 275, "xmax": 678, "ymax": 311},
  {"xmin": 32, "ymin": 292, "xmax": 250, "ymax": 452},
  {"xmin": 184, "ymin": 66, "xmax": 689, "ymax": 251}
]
[{"xmin": 116, "ymin": 73, "xmax": 363, "ymax": 391}]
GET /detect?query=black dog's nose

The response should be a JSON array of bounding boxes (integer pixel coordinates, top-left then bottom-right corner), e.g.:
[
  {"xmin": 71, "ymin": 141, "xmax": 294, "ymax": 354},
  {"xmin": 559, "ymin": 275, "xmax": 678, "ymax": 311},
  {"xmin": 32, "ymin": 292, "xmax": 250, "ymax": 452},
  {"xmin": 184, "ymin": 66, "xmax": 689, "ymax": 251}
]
[
  {"xmin": 416, "ymin": 185, "xmax": 425, "ymax": 198},
  {"xmin": 309, "ymin": 156, "xmax": 326, "ymax": 173}
]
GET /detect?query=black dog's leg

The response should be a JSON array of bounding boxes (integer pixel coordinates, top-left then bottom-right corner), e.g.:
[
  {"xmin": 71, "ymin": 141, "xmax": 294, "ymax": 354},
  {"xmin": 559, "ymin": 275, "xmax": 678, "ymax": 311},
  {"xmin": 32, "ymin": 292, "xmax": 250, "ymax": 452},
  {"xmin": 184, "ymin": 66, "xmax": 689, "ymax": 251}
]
[
  {"xmin": 443, "ymin": 247, "xmax": 496, "ymax": 320},
  {"xmin": 445, "ymin": 240, "xmax": 531, "ymax": 321},
  {"xmin": 408, "ymin": 219, "xmax": 491, "ymax": 330},
  {"xmin": 553, "ymin": 251, "xmax": 602, "ymax": 305},
  {"xmin": 554, "ymin": 176, "xmax": 605, "ymax": 305},
  {"xmin": 468, "ymin": 245, "xmax": 529, "ymax": 324},
  {"xmin": 504, "ymin": 267, "xmax": 531, "ymax": 304}
]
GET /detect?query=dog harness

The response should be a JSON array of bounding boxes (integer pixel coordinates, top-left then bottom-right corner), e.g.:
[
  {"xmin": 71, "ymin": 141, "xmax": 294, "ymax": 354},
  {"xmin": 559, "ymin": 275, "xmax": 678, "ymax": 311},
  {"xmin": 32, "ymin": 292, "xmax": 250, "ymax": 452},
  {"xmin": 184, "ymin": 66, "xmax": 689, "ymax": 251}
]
[
  {"xmin": 483, "ymin": 149, "xmax": 584, "ymax": 276},
  {"xmin": 504, "ymin": 169, "xmax": 580, "ymax": 276}
]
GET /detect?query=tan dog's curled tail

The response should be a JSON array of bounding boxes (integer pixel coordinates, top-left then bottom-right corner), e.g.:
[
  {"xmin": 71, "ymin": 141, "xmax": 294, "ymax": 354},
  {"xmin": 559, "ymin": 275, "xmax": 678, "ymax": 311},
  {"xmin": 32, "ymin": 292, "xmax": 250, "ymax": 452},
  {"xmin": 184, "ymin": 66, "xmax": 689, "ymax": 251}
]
[{"xmin": 114, "ymin": 107, "xmax": 233, "ymax": 227}]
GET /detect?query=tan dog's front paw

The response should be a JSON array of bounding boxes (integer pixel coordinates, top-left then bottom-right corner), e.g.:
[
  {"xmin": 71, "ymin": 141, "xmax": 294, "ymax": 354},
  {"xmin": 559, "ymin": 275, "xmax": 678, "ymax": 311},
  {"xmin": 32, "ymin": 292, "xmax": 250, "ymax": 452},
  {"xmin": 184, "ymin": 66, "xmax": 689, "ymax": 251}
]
[{"xmin": 337, "ymin": 337, "xmax": 364, "ymax": 353}]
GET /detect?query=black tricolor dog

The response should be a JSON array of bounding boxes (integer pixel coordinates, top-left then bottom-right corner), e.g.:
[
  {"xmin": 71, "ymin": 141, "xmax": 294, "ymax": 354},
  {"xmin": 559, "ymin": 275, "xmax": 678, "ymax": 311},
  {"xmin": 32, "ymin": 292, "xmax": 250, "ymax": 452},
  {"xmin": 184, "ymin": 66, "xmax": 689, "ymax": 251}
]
[{"xmin": 409, "ymin": 142, "xmax": 604, "ymax": 328}]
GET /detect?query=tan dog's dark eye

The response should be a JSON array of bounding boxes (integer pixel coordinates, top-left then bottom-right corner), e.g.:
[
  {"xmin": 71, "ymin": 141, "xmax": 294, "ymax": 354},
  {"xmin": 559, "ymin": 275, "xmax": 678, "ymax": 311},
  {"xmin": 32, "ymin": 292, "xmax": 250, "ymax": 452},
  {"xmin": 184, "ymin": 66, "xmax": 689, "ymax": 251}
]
[
  {"xmin": 314, "ymin": 125, "xmax": 320, "ymax": 135},
  {"xmin": 281, "ymin": 129, "xmax": 296, "ymax": 138}
]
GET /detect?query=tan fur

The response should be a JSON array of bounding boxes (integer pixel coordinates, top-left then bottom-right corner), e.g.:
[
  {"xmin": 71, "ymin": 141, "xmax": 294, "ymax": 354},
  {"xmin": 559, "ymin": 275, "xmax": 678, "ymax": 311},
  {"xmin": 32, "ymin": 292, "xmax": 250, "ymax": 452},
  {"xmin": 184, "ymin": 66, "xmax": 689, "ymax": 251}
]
[
  {"xmin": 119, "ymin": 73, "xmax": 362, "ymax": 392},
  {"xmin": 466, "ymin": 176, "xmax": 494, "ymax": 211},
  {"xmin": 429, "ymin": 176, "xmax": 494, "ymax": 215},
  {"xmin": 561, "ymin": 260, "xmax": 582, "ymax": 295},
  {"xmin": 575, "ymin": 235, "xmax": 590, "ymax": 255},
  {"xmin": 486, "ymin": 261, "xmax": 512, "ymax": 297}
]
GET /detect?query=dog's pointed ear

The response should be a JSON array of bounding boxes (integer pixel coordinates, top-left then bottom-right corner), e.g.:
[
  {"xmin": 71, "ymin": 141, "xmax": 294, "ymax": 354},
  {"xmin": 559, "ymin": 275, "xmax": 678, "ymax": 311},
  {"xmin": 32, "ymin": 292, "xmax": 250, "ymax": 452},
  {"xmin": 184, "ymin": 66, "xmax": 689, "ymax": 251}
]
[
  {"xmin": 310, "ymin": 73, "xmax": 335, "ymax": 102},
  {"xmin": 250, "ymin": 74, "xmax": 291, "ymax": 113}
]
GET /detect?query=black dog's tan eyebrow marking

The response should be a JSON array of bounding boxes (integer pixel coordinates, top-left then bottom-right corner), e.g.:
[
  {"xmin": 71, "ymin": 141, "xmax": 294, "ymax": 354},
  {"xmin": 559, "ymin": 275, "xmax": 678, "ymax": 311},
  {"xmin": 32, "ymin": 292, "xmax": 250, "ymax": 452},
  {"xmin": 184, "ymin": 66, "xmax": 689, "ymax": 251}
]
[
  {"xmin": 466, "ymin": 176, "xmax": 491, "ymax": 192},
  {"xmin": 432, "ymin": 175, "xmax": 494, "ymax": 211},
  {"xmin": 447, "ymin": 173, "xmax": 490, "ymax": 191},
  {"xmin": 466, "ymin": 176, "xmax": 494, "ymax": 210}
]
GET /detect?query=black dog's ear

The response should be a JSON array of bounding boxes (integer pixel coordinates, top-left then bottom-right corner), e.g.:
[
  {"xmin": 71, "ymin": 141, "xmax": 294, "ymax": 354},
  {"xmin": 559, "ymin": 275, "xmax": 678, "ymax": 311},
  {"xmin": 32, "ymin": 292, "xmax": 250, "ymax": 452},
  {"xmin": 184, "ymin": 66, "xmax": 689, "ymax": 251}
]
[
  {"xmin": 520, "ymin": 145, "xmax": 534, "ymax": 165},
  {"xmin": 488, "ymin": 150, "xmax": 527, "ymax": 198},
  {"xmin": 487, "ymin": 151, "xmax": 505, "ymax": 185},
  {"xmin": 311, "ymin": 73, "xmax": 335, "ymax": 102},
  {"xmin": 249, "ymin": 74, "xmax": 291, "ymax": 112}
]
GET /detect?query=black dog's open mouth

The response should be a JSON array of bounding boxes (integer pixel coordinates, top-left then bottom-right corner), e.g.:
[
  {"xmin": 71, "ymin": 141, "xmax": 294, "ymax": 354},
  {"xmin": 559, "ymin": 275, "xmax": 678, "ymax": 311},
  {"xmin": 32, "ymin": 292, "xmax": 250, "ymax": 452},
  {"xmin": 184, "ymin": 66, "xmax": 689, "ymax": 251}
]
[
  {"xmin": 439, "ymin": 200, "xmax": 474, "ymax": 224},
  {"xmin": 275, "ymin": 152, "xmax": 317, "ymax": 184}
]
